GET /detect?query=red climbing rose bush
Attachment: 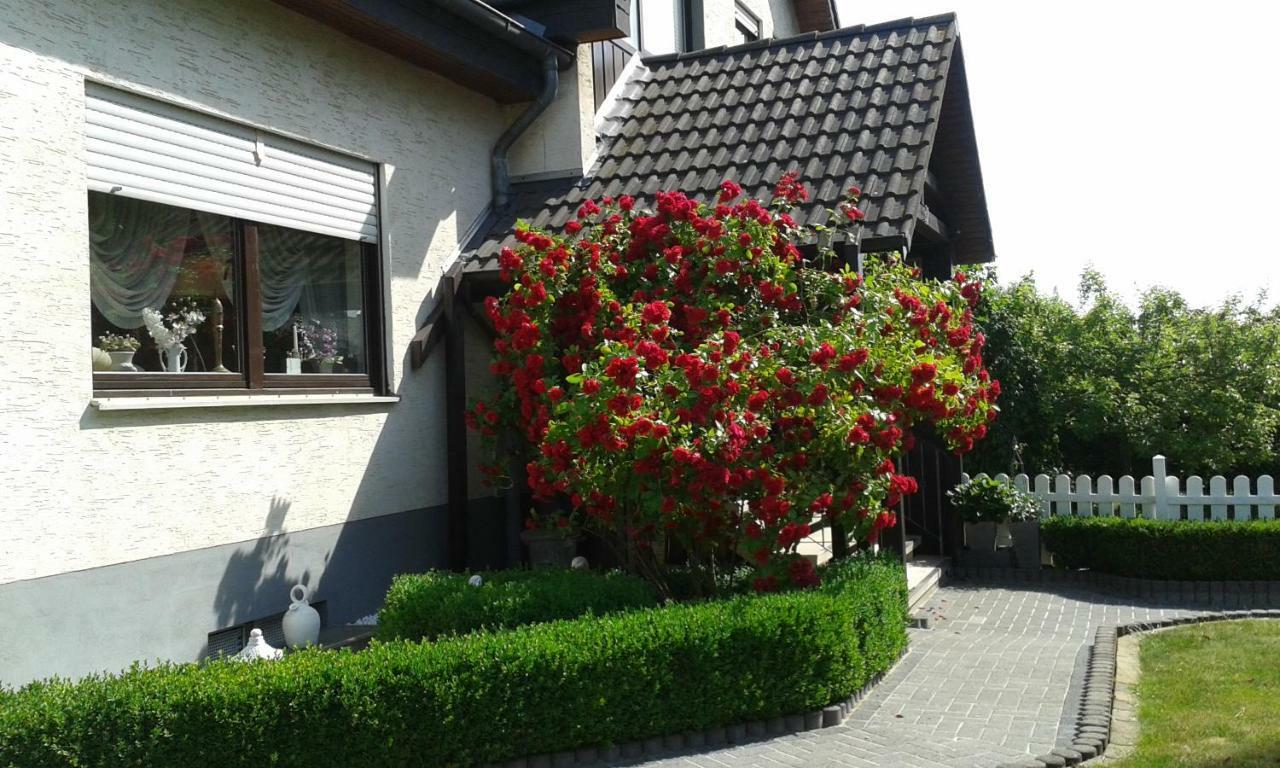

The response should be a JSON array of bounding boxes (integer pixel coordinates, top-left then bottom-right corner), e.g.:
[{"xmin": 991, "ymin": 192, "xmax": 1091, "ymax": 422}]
[{"xmin": 470, "ymin": 175, "xmax": 997, "ymax": 592}]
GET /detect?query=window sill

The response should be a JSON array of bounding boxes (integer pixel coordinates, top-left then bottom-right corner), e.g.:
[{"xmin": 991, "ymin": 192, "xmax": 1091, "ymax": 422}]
[{"xmin": 90, "ymin": 393, "xmax": 400, "ymax": 411}]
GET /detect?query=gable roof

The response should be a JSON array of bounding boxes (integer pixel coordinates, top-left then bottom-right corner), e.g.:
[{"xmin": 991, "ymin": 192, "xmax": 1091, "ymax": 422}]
[{"xmin": 465, "ymin": 13, "xmax": 994, "ymax": 273}]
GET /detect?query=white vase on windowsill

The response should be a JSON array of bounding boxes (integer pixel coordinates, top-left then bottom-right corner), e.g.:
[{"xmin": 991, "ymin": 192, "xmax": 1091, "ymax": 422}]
[
  {"xmin": 107, "ymin": 350, "xmax": 137, "ymax": 372},
  {"xmin": 159, "ymin": 342, "xmax": 188, "ymax": 373}
]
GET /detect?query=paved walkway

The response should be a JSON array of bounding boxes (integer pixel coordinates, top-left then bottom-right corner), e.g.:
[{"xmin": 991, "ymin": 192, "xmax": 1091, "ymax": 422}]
[{"xmin": 637, "ymin": 580, "xmax": 1206, "ymax": 767}]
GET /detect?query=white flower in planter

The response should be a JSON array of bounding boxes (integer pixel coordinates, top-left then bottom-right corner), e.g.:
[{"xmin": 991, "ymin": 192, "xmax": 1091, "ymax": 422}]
[{"xmin": 468, "ymin": 574, "xmax": 484, "ymax": 587}]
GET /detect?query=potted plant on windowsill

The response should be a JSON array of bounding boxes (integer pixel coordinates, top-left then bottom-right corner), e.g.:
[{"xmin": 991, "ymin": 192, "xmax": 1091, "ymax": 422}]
[
  {"xmin": 520, "ymin": 506, "xmax": 578, "ymax": 569},
  {"xmin": 97, "ymin": 332, "xmax": 141, "ymax": 371},
  {"xmin": 297, "ymin": 318, "xmax": 342, "ymax": 374}
]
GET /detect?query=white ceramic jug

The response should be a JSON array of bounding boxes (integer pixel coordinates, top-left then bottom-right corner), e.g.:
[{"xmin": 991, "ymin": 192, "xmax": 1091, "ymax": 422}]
[{"xmin": 282, "ymin": 584, "xmax": 321, "ymax": 648}]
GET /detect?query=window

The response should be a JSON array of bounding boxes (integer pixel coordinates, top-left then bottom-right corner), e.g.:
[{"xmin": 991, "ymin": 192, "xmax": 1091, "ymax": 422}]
[
  {"xmin": 631, "ymin": 0, "xmax": 690, "ymax": 54},
  {"xmin": 734, "ymin": 2, "xmax": 761, "ymax": 43},
  {"xmin": 85, "ymin": 84, "xmax": 384, "ymax": 395}
]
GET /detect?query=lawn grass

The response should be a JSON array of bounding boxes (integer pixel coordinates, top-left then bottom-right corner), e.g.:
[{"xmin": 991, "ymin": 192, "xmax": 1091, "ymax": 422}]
[{"xmin": 1110, "ymin": 620, "xmax": 1280, "ymax": 768}]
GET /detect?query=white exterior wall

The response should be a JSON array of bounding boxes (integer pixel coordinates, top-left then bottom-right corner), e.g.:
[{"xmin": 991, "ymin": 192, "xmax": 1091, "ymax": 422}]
[
  {"xmin": 0, "ymin": 0, "xmax": 505, "ymax": 585},
  {"xmin": 508, "ymin": 44, "xmax": 597, "ymax": 180}
]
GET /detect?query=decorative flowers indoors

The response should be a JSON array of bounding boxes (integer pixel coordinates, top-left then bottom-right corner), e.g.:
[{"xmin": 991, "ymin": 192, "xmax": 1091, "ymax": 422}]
[
  {"xmin": 96, "ymin": 332, "xmax": 140, "ymax": 352},
  {"xmin": 470, "ymin": 175, "xmax": 998, "ymax": 593},
  {"xmin": 142, "ymin": 298, "xmax": 205, "ymax": 350},
  {"xmin": 297, "ymin": 317, "xmax": 341, "ymax": 365},
  {"xmin": 142, "ymin": 297, "xmax": 206, "ymax": 372}
]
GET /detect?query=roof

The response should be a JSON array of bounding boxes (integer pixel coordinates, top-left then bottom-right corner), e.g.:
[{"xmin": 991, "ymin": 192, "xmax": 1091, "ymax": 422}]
[{"xmin": 465, "ymin": 13, "xmax": 994, "ymax": 272}]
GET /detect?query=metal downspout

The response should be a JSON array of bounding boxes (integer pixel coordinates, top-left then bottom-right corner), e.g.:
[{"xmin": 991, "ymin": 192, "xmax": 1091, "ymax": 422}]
[{"xmin": 491, "ymin": 54, "xmax": 560, "ymax": 211}]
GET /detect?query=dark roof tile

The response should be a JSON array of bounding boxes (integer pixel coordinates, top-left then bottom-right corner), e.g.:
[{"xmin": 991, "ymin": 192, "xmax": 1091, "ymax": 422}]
[{"xmin": 464, "ymin": 13, "xmax": 995, "ymax": 271}]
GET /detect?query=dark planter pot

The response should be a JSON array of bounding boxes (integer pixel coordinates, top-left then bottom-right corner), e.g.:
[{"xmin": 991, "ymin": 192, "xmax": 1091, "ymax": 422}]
[
  {"xmin": 1008, "ymin": 520, "xmax": 1041, "ymax": 569},
  {"xmin": 963, "ymin": 521, "xmax": 998, "ymax": 552},
  {"xmin": 521, "ymin": 529, "xmax": 577, "ymax": 569}
]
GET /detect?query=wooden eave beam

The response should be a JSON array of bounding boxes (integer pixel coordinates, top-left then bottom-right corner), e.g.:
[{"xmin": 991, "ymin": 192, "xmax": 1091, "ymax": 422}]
[
  {"xmin": 916, "ymin": 203, "xmax": 950, "ymax": 243},
  {"xmin": 409, "ymin": 300, "xmax": 447, "ymax": 370}
]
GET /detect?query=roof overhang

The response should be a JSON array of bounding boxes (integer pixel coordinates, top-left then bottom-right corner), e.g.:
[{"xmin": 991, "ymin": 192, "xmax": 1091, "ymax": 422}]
[
  {"xmin": 272, "ymin": 0, "xmax": 574, "ymax": 103},
  {"xmin": 789, "ymin": 0, "xmax": 839, "ymax": 33}
]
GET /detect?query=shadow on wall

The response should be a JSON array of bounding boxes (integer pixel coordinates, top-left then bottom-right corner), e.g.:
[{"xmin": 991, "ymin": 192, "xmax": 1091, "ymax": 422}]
[
  {"xmin": 199, "ymin": 210, "xmax": 500, "ymax": 644},
  {"xmin": 210, "ymin": 496, "xmax": 312, "ymax": 633}
]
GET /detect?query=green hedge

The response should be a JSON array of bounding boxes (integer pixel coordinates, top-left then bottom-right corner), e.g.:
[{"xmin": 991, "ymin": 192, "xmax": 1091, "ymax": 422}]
[
  {"xmin": 1042, "ymin": 516, "xmax": 1280, "ymax": 581},
  {"xmin": 376, "ymin": 568, "xmax": 657, "ymax": 641},
  {"xmin": 0, "ymin": 558, "xmax": 906, "ymax": 768}
]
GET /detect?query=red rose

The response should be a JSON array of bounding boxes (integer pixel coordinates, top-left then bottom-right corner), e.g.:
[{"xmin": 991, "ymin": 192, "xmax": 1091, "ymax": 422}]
[{"xmin": 641, "ymin": 301, "xmax": 671, "ymax": 325}]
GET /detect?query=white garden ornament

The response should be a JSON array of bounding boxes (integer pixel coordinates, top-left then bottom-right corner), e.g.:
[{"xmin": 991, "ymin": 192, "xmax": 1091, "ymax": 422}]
[
  {"xmin": 282, "ymin": 584, "xmax": 321, "ymax": 648},
  {"xmin": 570, "ymin": 556, "xmax": 589, "ymax": 570},
  {"xmin": 234, "ymin": 628, "xmax": 283, "ymax": 661}
]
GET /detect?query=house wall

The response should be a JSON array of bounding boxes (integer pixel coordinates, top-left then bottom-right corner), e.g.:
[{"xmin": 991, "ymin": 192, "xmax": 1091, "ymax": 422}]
[
  {"xmin": 508, "ymin": 44, "xmax": 597, "ymax": 181},
  {"xmin": 0, "ymin": 0, "xmax": 508, "ymax": 684}
]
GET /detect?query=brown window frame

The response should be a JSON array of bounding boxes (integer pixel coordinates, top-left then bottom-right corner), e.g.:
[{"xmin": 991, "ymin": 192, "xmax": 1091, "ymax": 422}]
[{"xmin": 92, "ymin": 212, "xmax": 386, "ymax": 399}]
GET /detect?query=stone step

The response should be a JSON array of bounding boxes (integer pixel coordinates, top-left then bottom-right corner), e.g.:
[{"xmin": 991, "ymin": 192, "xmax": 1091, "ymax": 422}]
[
  {"xmin": 907, "ymin": 555, "xmax": 949, "ymax": 613},
  {"xmin": 904, "ymin": 535, "xmax": 920, "ymax": 561}
]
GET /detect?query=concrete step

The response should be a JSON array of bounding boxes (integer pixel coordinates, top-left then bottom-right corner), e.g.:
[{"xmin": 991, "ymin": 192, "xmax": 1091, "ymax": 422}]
[
  {"xmin": 907, "ymin": 555, "xmax": 949, "ymax": 613},
  {"xmin": 904, "ymin": 535, "xmax": 920, "ymax": 561}
]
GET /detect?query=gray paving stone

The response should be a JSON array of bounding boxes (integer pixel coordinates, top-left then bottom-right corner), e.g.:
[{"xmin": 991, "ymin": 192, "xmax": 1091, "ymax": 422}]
[{"xmin": 632, "ymin": 581, "xmax": 1206, "ymax": 767}]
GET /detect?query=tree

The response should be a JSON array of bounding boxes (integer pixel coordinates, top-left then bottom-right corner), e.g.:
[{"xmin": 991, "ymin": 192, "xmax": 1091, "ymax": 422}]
[
  {"xmin": 470, "ymin": 177, "xmax": 996, "ymax": 594},
  {"xmin": 971, "ymin": 269, "xmax": 1280, "ymax": 478}
]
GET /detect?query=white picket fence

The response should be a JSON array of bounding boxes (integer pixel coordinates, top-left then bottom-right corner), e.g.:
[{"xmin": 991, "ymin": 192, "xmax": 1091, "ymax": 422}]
[{"xmin": 963, "ymin": 455, "xmax": 1279, "ymax": 521}]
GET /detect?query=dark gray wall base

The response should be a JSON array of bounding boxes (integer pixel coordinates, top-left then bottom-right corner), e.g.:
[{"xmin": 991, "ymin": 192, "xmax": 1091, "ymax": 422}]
[
  {"xmin": 0, "ymin": 505, "xmax": 449, "ymax": 687},
  {"xmin": 951, "ymin": 566, "xmax": 1280, "ymax": 609},
  {"xmin": 995, "ymin": 612, "xmax": 1280, "ymax": 768},
  {"xmin": 482, "ymin": 650, "xmax": 907, "ymax": 768}
]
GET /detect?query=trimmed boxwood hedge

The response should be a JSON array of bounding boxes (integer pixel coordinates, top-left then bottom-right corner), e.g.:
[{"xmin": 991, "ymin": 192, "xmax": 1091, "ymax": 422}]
[
  {"xmin": 376, "ymin": 568, "xmax": 657, "ymax": 641},
  {"xmin": 0, "ymin": 557, "xmax": 906, "ymax": 768},
  {"xmin": 1042, "ymin": 516, "xmax": 1280, "ymax": 581}
]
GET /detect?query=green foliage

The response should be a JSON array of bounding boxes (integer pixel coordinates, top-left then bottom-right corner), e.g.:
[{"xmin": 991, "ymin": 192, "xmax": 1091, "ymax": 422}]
[
  {"xmin": 0, "ymin": 559, "xmax": 907, "ymax": 768},
  {"xmin": 820, "ymin": 555, "xmax": 910, "ymax": 675},
  {"xmin": 946, "ymin": 477, "xmax": 1039, "ymax": 523},
  {"xmin": 972, "ymin": 268, "xmax": 1280, "ymax": 478},
  {"xmin": 1042, "ymin": 516, "xmax": 1280, "ymax": 580},
  {"xmin": 376, "ymin": 568, "xmax": 656, "ymax": 642}
]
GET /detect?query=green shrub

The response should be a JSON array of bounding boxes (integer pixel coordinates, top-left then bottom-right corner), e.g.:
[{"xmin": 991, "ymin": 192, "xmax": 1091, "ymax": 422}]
[
  {"xmin": 0, "ymin": 559, "xmax": 906, "ymax": 768},
  {"xmin": 376, "ymin": 568, "xmax": 657, "ymax": 641},
  {"xmin": 1042, "ymin": 516, "xmax": 1280, "ymax": 581},
  {"xmin": 821, "ymin": 555, "xmax": 910, "ymax": 677}
]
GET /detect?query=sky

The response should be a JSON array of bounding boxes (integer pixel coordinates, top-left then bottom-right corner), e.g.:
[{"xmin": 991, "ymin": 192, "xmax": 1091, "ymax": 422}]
[{"xmin": 833, "ymin": 0, "xmax": 1280, "ymax": 310}]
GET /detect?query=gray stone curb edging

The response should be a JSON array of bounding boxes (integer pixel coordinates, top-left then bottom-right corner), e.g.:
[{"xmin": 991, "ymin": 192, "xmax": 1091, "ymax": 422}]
[
  {"xmin": 481, "ymin": 651, "xmax": 907, "ymax": 768},
  {"xmin": 994, "ymin": 610, "xmax": 1280, "ymax": 768},
  {"xmin": 951, "ymin": 566, "xmax": 1280, "ymax": 608}
]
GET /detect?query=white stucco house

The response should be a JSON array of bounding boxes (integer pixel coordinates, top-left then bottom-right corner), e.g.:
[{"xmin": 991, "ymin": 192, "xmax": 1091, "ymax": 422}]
[
  {"xmin": 0, "ymin": 0, "xmax": 993, "ymax": 686},
  {"xmin": 0, "ymin": 0, "xmax": 841, "ymax": 685}
]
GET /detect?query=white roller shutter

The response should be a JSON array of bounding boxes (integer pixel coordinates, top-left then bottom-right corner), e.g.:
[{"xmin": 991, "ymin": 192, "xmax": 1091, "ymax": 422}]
[{"xmin": 84, "ymin": 83, "xmax": 378, "ymax": 243}]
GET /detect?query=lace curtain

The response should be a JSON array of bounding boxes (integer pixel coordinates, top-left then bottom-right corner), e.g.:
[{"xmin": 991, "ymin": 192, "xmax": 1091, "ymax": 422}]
[
  {"xmin": 89, "ymin": 194, "xmax": 346, "ymax": 334},
  {"xmin": 257, "ymin": 225, "xmax": 347, "ymax": 332},
  {"xmin": 88, "ymin": 195, "xmax": 191, "ymax": 329}
]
